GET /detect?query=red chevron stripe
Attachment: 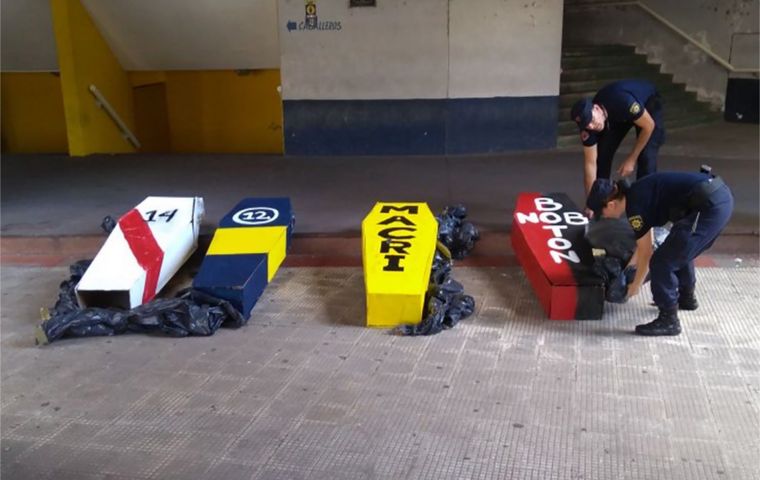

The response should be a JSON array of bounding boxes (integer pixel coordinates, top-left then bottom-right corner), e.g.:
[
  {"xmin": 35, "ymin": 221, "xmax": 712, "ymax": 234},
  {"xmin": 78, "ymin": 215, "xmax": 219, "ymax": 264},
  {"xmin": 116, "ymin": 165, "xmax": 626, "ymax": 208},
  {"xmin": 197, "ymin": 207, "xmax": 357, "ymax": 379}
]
[{"xmin": 118, "ymin": 209, "xmax": 164, "ymax": 303}]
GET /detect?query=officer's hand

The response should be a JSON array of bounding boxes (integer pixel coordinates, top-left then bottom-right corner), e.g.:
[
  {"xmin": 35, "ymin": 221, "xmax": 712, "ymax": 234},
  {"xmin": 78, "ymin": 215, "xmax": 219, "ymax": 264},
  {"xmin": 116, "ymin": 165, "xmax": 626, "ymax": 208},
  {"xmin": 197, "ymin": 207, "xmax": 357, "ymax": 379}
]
[
  {"xmin": 617, "ymin": 156, "xmax": 636, "ymax": 177},
  {"xmin": 584, "ymin": 207, "xmax": 594, "ymax": 219},
  {"xmin": 626, "ymin": 283, "xmax": 640, "ymax": 299}
]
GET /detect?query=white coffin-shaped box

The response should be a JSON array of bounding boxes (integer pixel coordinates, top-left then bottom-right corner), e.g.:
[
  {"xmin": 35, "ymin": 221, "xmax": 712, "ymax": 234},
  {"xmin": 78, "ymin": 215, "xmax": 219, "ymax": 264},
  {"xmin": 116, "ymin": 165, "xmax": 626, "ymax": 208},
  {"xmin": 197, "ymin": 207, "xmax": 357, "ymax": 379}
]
[{"xmin": 76, "ymin": 196, "xmax": 204, "ymax": 309}]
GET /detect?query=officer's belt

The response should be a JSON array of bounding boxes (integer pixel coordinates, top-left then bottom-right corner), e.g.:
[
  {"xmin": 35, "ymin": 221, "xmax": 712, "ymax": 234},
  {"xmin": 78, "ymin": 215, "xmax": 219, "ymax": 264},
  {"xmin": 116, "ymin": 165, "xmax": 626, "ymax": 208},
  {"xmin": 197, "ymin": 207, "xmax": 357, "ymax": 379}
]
[
  {"xmin": 688, "ymin": 176, "xmax": 725, "ymax": 209},
  {"xmin": 668, "ymin": 176, "xmax": 725, "ymax": 221}
]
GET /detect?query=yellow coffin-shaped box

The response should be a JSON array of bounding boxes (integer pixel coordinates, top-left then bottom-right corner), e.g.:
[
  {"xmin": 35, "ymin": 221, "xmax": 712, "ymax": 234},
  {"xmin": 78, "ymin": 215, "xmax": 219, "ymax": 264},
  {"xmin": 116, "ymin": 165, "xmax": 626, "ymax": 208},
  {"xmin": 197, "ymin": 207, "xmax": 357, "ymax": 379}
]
[{"xmin": 362, "ymin": 202, "xmax": 438, "ymax": 328}]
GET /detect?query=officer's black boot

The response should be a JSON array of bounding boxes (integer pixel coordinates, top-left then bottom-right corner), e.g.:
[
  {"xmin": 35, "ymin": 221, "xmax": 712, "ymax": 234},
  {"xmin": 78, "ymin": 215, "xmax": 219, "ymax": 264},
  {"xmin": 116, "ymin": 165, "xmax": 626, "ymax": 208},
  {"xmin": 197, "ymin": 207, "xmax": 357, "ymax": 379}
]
[
  {"xmin": 635, "ymin": 306, "xmax": 681, "ymax": 336},
  {"xmin": 678, "ymin": 289, "xmax": 699, "ymax": 311}
]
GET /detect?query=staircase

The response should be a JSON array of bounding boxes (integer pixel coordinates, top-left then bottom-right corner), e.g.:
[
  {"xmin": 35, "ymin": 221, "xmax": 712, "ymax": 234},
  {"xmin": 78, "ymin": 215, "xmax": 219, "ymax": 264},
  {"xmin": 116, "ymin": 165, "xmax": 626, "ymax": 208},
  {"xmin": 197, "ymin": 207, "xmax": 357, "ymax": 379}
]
[{"xmin": 557, "ymin": 44, "xmax": 722, "ymax": 148}]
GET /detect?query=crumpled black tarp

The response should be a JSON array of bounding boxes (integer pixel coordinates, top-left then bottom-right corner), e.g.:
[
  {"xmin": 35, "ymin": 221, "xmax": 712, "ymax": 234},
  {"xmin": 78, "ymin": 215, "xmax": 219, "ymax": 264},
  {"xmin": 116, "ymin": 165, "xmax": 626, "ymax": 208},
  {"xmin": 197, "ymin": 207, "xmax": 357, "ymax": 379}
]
[
  {"xmin": 436, "ymin": 204, "xmax": 480, "ymax": 260},
  {"xmin": 586, "ymin": 218, "xmax": 635, "ymax": 303},
  {"xmin": 590, "ymin": 257, "xmax": 637, "ymax": 303},
  {"xmin": 394, "ymin": 247, "xmax": 475, "ymax": 336},
  {"xmin": 394, "ymin": 205, "xmax": 478, "ymax": 336},
  {"xmin": 36, "ymin": 262, "xmax": 246, "ymax": 345},
  {"xmin": 100, "ymin": 215, "xmax": 116, "ymax": 234}
]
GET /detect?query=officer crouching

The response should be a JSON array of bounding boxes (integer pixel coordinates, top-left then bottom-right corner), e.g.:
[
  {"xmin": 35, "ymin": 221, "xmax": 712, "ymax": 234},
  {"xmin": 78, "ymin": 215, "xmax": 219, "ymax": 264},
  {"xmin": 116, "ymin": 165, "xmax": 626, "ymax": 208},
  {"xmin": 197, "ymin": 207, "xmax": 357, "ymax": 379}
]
[{"xmin": 586, "ymin": 170, "xmax": 734, "ymax": 336}]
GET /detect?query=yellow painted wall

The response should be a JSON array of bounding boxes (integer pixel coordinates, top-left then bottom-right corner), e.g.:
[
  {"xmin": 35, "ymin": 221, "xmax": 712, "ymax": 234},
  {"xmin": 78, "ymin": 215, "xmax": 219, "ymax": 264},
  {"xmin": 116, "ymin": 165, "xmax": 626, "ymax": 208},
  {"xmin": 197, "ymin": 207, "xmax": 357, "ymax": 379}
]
[
  {"xmin": 50, "ymin": 0, "xmax": 136, "ymax": 156},
  {"xmin": 133, "ymin": 83, "xmax": 171, "ymax": 153},
  {"xmin": 163, "ymin": 70, "xmax": 283, "ymax": 154},
  {"xmin": 1, "ymin": 73, "xmax": 68, "ymax": 153}
]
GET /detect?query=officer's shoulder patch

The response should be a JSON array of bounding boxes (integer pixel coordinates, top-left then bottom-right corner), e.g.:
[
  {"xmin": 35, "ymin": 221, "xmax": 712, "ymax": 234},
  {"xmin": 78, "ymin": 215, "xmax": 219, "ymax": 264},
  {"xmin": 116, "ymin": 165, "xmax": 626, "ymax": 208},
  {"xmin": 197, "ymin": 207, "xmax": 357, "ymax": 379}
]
[
  {"xmin": 629, "ymin": 102, "xmax": 641, "ymax": 115},
  {"xmin": 580, "ymin": 131, "xmax": 589, "ymax": 142},
  {"xmin": 628, "ymin": 215, "xmax": 644, "ymax": 231}
]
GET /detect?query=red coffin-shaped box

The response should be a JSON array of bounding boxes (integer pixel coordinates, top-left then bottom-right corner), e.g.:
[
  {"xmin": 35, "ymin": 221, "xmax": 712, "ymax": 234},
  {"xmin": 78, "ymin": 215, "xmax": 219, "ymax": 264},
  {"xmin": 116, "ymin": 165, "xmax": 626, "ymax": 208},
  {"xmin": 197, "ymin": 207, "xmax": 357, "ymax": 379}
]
[{"xmin": 511, "ymin": 192, "xmax": 604, "ymax": 320}]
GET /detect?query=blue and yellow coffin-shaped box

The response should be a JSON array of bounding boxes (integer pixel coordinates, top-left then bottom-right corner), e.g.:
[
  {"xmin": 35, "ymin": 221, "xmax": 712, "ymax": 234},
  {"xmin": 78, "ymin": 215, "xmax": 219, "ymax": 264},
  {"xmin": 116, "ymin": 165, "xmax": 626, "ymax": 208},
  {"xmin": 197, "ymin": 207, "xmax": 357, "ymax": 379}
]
[
  {"xmin": 362, "ymin": 202, "xmax": 438, "ymax": 328},
  {"xmin": 193, "ymin": 198, "xmax": 293, "ymax": 317}
]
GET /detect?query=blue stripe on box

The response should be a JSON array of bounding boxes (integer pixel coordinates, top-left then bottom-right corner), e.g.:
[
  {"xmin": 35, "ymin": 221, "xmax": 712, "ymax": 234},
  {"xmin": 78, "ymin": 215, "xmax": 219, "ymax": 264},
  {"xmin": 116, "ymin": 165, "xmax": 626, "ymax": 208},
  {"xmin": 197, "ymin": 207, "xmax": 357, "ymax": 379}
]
[{"xmin": 192, "ymin": 254, "xmax": 268, "ymax": 316}]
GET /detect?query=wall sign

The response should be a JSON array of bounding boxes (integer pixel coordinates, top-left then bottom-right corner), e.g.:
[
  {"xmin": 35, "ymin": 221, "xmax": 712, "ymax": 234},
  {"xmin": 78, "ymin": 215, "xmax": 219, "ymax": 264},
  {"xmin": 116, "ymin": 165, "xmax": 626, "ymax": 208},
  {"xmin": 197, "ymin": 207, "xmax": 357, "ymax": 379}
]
[{"xmin": 287, "ymin": 1, "xmax": 342, "ymax": 32}]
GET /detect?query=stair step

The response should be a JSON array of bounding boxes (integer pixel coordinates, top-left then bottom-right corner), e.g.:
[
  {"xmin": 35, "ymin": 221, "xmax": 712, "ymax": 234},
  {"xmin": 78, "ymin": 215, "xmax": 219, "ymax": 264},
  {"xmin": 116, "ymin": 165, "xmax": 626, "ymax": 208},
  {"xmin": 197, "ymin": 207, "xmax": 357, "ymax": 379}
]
[
  {"xmin": 666, "ymin": 113, "xmax": 723, "ymax": 129},
  {"xmin": 558, "ymin": 100, "xmax": 715, "ymax": 121},
  {"xmin": 556, "ymin": 114, "xmax": 722, "ymax": 147},
  {"xmin": 561, "ymin": 54, "xmax": 650, "ymax": 69},
  {"xmin": 559, "ymin": 83, "xmax": 690, "ymax": 108},
  {"xmin": 560, "ymin": 75, "xmax": 676, "ymax": 95},
  {"xmin": 562, "ymin": 45, "xmax": 637, "ymax": 57},
  {"xmin": 557, "ymin": 44, "xmax": 720, "ymax": 148},
  {"xmin": 561, "ymin": 64, "xmax": 662, "ymax": 83},
  {"xmin": 557, "ymin": 112, "xmax": 720, "ymax": 135}
]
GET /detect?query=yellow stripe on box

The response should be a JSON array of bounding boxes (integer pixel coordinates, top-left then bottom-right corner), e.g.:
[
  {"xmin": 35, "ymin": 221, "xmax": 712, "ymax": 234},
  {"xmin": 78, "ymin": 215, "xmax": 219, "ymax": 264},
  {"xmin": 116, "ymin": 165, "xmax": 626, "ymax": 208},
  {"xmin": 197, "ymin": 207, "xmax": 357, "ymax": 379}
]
[{"xmin": 206, "ymin": 226, "xmax": 287, "ymax": 282}]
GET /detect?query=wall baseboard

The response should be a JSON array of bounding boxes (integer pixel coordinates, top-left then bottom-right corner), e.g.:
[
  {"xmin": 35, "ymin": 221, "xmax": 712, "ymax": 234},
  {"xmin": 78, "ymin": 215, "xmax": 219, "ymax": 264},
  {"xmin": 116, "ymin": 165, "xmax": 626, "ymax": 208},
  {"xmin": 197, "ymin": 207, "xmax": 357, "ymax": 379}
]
[{"xmin": 284, "ymin": 96, "xmax": 558, "ymax": 155}]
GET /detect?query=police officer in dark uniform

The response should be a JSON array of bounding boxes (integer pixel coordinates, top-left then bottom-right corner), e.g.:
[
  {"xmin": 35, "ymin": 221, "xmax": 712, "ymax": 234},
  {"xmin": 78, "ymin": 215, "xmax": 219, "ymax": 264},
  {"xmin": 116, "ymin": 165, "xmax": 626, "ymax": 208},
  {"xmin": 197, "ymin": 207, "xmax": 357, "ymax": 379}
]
[
  {"xmin": 570, "ymin": 79, "xmax": 665, "ymax": 198},
  {"xmin": 586, "ymin": 171, "xmax": 733, "ymax": 336}
]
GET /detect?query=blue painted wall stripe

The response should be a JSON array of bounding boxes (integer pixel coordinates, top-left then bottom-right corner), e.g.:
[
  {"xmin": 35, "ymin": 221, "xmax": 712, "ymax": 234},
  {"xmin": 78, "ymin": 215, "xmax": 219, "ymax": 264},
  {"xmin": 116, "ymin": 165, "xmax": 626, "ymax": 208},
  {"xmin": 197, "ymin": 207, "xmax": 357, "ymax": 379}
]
[
  {"xmin": 284, "ymin": 100, "xmax": 445, "ymax": 155},
  {"xmin": 446, "ymin": 96, "xmax": 558, "ymax": 153},
  {"xmin": 283, "ymin": 96, "xmax": 558, "ymax": 155}
]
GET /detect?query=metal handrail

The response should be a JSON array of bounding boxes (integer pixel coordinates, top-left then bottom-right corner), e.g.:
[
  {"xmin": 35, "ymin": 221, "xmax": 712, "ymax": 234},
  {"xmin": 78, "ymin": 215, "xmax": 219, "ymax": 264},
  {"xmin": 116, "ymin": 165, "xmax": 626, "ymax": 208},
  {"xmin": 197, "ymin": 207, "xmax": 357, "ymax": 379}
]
[
  {"xmin": 567, "ymin": 1, "xmax": 759, "ymax": 74},
  {"xmin": 88, "ymin": 84, "xmax": 141, "ymax": 149}
]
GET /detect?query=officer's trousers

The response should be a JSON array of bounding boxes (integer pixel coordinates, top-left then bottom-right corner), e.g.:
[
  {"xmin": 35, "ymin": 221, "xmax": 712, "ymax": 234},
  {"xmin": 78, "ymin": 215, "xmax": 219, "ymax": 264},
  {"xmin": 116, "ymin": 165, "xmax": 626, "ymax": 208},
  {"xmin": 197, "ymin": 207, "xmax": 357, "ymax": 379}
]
[
  {"xmin": 596, "ymin": 96, "xmax": 665, "ymax": 181},
  {"xmin": 649, "ymin": 183, "xmax": 734, "ymax": 309}
]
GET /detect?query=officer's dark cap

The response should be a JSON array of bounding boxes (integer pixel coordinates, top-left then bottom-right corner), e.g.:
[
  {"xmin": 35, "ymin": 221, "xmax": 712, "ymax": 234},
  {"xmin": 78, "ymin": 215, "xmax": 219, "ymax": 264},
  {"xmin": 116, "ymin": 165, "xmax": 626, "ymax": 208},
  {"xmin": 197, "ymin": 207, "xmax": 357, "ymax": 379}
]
[
  {"xmin": 586, "ymin": 178, "xmax": 616, "ymax": 218},
  {"xmin": 570, "ymin": 98, "xmax": 593, "ymax": 128}
]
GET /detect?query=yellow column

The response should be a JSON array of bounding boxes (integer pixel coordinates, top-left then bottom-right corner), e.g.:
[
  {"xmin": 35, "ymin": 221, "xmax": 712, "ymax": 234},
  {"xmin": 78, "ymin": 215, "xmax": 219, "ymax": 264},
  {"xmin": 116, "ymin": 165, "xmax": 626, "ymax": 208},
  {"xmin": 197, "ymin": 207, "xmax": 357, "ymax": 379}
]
[{"xmin": 50, "ymin": 0, "xmax": 136, "ymax": 156}]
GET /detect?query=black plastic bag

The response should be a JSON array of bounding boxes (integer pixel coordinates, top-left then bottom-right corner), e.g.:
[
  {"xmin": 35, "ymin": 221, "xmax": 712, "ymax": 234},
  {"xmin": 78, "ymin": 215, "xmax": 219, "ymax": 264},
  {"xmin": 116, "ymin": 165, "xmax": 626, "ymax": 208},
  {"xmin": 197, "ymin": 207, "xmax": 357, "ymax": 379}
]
[
  {"xmin": 592, "ymin": 257, "xmax": 638, "ymax": 303},
  {"xmin": 394, "ymin": 205, "xmax": 480, "ymax": 336},
  {"xmin": 394, "ymin": 247, "xmax": 475, "ymax": 336},
  {"xmin": 101, "ymin": 215, "xmax": 117, "ymax": 234},
  {"xmin": 124, "ymin": 288, "xmax": 244, "ymax": 337},
  {"xmin": 586, "ymin": 218, "xmax": 653, "ymax": 304},
  {"xmin": 49, "ymin": 260, "xmax": 92, "ymax": 319},
  {"xmin": 585, "ymin": 217, "xmax": 636, "ymax": 264},
  {"xmin": 37, "ymin": 308, "xmax": 129, "ymax": 343},
  {"xmin": 36, "ymin": 263, "xmax": 247, "ymax": 345},
  {"xmin": 436, "ymin": 204, "xmax": 480, "ymax": 260}
]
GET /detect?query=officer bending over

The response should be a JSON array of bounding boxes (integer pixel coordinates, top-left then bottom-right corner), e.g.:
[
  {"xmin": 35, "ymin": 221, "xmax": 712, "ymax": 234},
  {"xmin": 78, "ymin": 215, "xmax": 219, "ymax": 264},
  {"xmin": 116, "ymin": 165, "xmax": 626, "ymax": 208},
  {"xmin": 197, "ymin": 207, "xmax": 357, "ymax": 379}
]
[
  {"xmin": 586, "ymin": 171, "xmax": 733, "ymax": 336},
  {"xmin": 571, "ymin": 80, "xmax": 665, "ymax": 198}
]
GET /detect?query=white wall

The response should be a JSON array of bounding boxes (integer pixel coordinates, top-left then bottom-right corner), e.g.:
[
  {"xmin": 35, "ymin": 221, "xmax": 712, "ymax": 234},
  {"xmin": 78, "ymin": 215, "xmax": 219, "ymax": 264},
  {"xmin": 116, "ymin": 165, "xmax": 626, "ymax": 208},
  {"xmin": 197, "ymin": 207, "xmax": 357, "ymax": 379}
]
[
  {"xmin": 279, "ymin": 0, "xmax": 564, "ymax": 100},
  {"xmin": 1, "ymin": 0, "xmax": 58, "ymax": 71},
  {"xmin": 449, "ymin": 0, "xmax": 564, "ymax": 98},
  {"xmin": 278, "ymin": 0, "xmax": 449, "ymax": 100},
  {"xmin": 2, "ymin": 0, "xmax": 567, "ymax": 100},
  {"xmin": 81, "ymin": 0, "xmax": 280, "ymax": 70},
  {"xmin": 1, "ymin": 0, "xmax": 280, "ymax": 71}
]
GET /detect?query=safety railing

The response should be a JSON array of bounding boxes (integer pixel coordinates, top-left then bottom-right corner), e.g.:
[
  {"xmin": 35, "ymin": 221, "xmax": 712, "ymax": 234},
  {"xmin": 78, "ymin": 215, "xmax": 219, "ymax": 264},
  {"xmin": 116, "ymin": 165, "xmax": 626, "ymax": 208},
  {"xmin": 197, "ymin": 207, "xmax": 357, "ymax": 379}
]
[
  {"xmin": 566, "ymin": 1, "xmax": 759, "ymax": 74},
  {"xmin": 88, "ymin": 84, "xmax": 141, "ymax": 149}
]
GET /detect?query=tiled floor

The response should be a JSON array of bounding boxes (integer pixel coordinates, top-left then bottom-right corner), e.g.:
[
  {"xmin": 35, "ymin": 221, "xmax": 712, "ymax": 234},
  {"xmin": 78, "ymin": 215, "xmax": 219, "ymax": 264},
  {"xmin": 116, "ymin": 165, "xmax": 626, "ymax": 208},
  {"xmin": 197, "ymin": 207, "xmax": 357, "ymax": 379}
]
[{"xmin": 2, "ymin": 262, "xmax": 758, "ymax": 479}]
